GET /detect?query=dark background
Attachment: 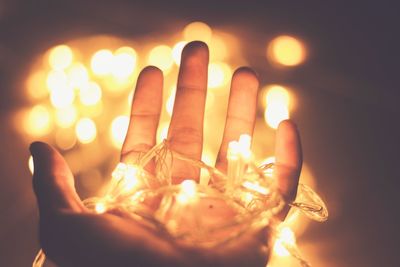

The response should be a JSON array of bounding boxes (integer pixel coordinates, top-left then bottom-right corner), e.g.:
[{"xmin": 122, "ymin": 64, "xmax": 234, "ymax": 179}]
[{"xmin": 0, "ymin": 1, "xmax": 399, "ymax": 266}]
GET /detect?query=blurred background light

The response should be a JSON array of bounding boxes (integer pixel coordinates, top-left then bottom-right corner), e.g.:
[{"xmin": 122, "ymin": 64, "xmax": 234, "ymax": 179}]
[
  {"xmin": 148, "ymin": 45, "xmax": 173, "ymax": 72},
  {"xmin": 172, "ymin": 41, "xmax": 187, "ymax": 65},
  {"xmin": 110, "ymin": 115, "xmax": 130, "ymax": 148},
  {"xmin": 183, "ymin": 21, "xmax": 212, "ymax": 44},
  {"xmin": 208, "ymin": 62, "xmax": 231, "ymax": 88},
  {"xmin": 23, "ymin": 105, "xmax": 52, "ymax": 137},
  {"xmin": 267, "ymin": 35, "xmax": 306, "ymax": 67},
  {"xmin": 80, "ymin": 82, "xmax": 102, "ymax": 106},
  {"xmin": 48, "ymin": 45, "xmax": 74, "ymax": 70},
  {"xmin": 75, "ymin": 118, "xmax": 97, "ymax": 144},
  {"xmin": 91, "ymin": 49, "xmax": 114, "ymax": 75},
  {"xmin": 111, "ymin": 46, "xmax": 137, "ymax": 78}
]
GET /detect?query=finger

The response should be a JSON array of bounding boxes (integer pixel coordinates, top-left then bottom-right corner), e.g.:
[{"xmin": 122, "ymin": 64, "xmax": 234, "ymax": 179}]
[
  {"xmin": 168, "ymin": 41, "xmax": 209, "ymax": 182},
  {"xmin": 274, "ymin": 120, "xmax": 302, "ymax": 203},
  {"xmin": 30, "ymin": 142, "xmax": 84, "ymax": 216},
  {"xmin": 121, "ymin": 66, "xmax": 163, "ymax": 164},
  {"xmin": 215, "ymin": 67, "xmax": 259, "ymax": 172}
]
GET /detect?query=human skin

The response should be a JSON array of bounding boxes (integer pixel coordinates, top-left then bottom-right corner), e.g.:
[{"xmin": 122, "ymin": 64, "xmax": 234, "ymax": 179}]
[{"xmin": 30, "ymin": 41, "xmax": 302, "ymax": 267}]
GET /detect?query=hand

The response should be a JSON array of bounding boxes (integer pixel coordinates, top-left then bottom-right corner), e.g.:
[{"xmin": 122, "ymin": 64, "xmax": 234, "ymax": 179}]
[{"xmin": 30, "ymin": 41, "xmax": 302, "ymax": 267}]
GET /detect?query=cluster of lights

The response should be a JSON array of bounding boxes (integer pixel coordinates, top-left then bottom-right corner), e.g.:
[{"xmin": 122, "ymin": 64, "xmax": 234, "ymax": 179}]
[
  {"xmin": 22, "ymin": 21, "xmax": 311, "ymax": 266},
  {"xmin": 32, "ymin": 134, "xmax": 327, "ymax": 267}
]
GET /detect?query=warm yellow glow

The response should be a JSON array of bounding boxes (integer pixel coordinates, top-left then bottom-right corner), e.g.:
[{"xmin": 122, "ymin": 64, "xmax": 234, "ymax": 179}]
[
  {"xmin": 46, "ymin": 70, "xmax": 68, "ymax": 92},
  {"xmin": 273, "ymin": 226, "xmax": 296, "ymax": 257},
  {"xmin": 166, "ymin": 88, "xmax": 176, "ymax": 116},
  {"xmin": 183, "ymin": 21, "xmax": 212, "ymax": 44},
  {"xmin": 264, "ymin": 103, "xmax": 289, "ymax": 129},
  {"xmin": 265, "ymin": 85, "xmax": 290, "ymax": 107},
  {"xmin": 148, "ymin": 45, "xmax": 173, "ymax": 72},
  {"xmin": 50, "ymin": 84, "xmax": 75, "ymax": 108},
  {"xmin": 94, "ymin": 202, "xmax": 107, "ymax": 214},
  {"xmin": 238, "ymin": 134, "xmax": 252, "ymax": 159},
  {"xmin": 263, "ymin": 85, "xmax": 290, "ymax": 129},
  {"xmin": 123, "ymin": 165, "xmax": 140, "ymax": 191},
  {"xmin": 110, "ymin": 115, "xmax": 130, "ymax": 148},
  {"xmin": 55, "ymin": 129, "xmax": 76, "ymax": 150},
  {"xmin": 67, "ymin": 63, "xmax": 89, "ymax": 89},
  {"xmin": 26, "ymin": 70, "xmax": 48, "ymax": 99},
  {"xmin": 48, "ymin": 45, "xmax": 73, "ymax": 70},
  {"xmin": 80, "ymin": 81, "xmax": 102, "ymax": 106},
  {"xmin": 23, "ymin": 105, "xmax": 51, "ymax": 136},
  {"xmin": 172, "ymin": 41, "xmax": 187, "ymax": 65},
  {"xmin": 75, "ymin": 118, "xmax": 97, "ymax": 144},
  {"xmin": 55, "ymin": 106, "xmax": 77, "ymax": 128},
  {"xmin": 268, "ymin": 35, "xmax": 306, "ymax": 66},
  {"xmin": 177, "ymin": 180, "xmax": 197, "ymax": 204},
  {"xmin": 208, "ymin": 62, "xmax": 231, "ymax": 88},
  {"xmin": 242, "ymin": 181, "xmax": 269, "ymax": 195},
  {"xmin": 111, "ymin": 47, "xmax": 137, "ymax": 78},
  {"xmin": 157, "ymin": 122, "xmax": 169, "ymax": 143},
  {"xmin": 209, "ymin": 35, "xmax": 228, "ymax": 61},
  {"xmin": 28, "ymin": 156, "xmax": 34, "ymax": 174},
  {"xmin": 91, "ymin": 49, "xmax": 113, "ymax": 75}
]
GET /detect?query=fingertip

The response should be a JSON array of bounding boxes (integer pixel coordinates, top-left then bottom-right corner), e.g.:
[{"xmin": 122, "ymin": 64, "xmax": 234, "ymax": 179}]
[
  {"xmin": 140, "ymin": 65, "xmax": 163, "ymax": 77},
  {"xmin": 181, "ymin": 41, "xmax": 209, "ymax": 61},
  {"xmin": 232, "ymin": 66, "xmax": 259, "ymax": 90}
]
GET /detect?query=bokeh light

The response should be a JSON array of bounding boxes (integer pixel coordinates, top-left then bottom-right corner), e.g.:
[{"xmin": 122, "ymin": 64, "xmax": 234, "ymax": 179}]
[
  {"xmin": 75, "ymin": 118, "xmax": 97, "ymax": 144},
  {"xmin": 23, "ymin": 105, "xmax": 52, "ymax": 137},
  {"xmin": 48, "ymin": 45, "xmax": 73, "ymax": 70},
  {"xmin": 110, "ymin": 115, "xmax": 130, "ymax": 148},
  {"xmin": 111, "ymin": 46, "xmax": 137, "ymax": 78},
  {"xmin": 208, "ymin": 62, "xmax": 231, "ymax": 88},
  {"xmin": 26, "ymin": 70, "xmax": 48, "ymax": 100},
  {"xmin": 172, "ymin": 41, "xmax": 187, "ymax": 65},
  {"xmin": 67, "ymin": 63, "xmax": 89, "ymax": 89},
  {"xmin": 80, "ymin": 82, "xmax": 102, "ymax": 106},
  {"xmin": 267, "ymin": 35, "xmax": 306, "ymax": 67},
  {"xmin": 46, "ymin": 70, "xmax": 68, "ymax": 93},
  {"xmin": 183, "ymin": 21, "xmax": 212, "ymax": 44},
  {"xmin": 50, "ymin": 84, "xmax": 75, "ymax": 109},
  {"xmin": 55, "ymin": 106, "xmax": 77, "ymax": 128},
  {"xmin": 148, "ymin": 45, "xmax": 173, "ymax": 72},
  {"xmin": 55, "ymin": 129, "xmax": 77, "ymax": 150},
  {"xmin": 263, "ymin": 85, "xmax": 290, "ymax": 129},
  {"xmin": 91, "ymin": 49, "xmax": 114, "ymax": 75}
]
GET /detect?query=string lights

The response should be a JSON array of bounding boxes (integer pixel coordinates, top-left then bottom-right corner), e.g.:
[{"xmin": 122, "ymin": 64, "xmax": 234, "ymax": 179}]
[
  {"xmin": 21, "ymin": 21, "xmax": 321, "ymax": 267},
  {"xmin": 32, "ymin": 135, "xmax": 328, "ymax": 267}
]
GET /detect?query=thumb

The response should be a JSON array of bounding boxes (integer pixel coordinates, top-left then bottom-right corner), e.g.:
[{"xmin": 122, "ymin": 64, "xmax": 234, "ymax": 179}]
[{"xmin": 30, "ymin": 142, "xmax": 84, "ymax": 216}]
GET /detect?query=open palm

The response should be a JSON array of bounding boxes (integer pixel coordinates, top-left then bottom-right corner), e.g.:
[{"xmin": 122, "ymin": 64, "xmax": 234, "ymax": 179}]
[{"xmin": 31, "ymin": 41, "xmax": 302, "ymax": 267}]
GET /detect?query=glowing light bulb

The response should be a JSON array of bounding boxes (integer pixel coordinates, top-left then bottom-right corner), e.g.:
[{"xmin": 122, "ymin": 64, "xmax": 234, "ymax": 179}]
[
  {"xmin": 110, "ymin": 115, "xmax": 129, "ymax": 148},
  {"xmin": 79, "ymin": 81, "xmax": 102, "ymax": 106},
  {"xmin": 177, "ymin": 180, "xmax": 197, "ymax": 204},
  {"xmin": 242, "ymin": 181, "xmax": 269, "ymax": 195},
  {"xmin": 148, "ymin": 45, "xmax": 173, "ymax": 72},
  {"xmin": 91, "ymin": 49, "xmax": 113, "ymax": 75},
  {"xmin": 75, "ymin": 118, "xmax": 97, "ymax": 144},
  {"xmin": 23, "ymin": 105, "xmax": 51, "ymax": 137},
  {"xmin": 28, "ymin": 156, "xmax": 34, "ymax": 174},
  {"xmin": 172, "ymin": 41, "xmax": 187, "ymax": 65},
  {"xmin": 111, "ymin": 46, "xmax": 137, "ymax": 78},
  {"xmin": 48, "ymin": 45, "xmax": 73, "ymax": 70},
  {"xmin": 273, "ymin": 226, "xmax": 296, "ymax": 257},
  {"xmin": 183, "ymin": 21, "xmax": 212, "ymax": 44},
  {"xmin": 208, "ymin": 62, "xmax": 231, "ymax": 88},
  {"xmin": 55, "ymin": 106, "xmax": 77, "ymax": 128},
  {"xmin": 267, "ymin": 35, "xmax": 306, "ymax": 67},
  {"xmin": 124, "ymin": 165, "xmax": 140, "ymax": 191},
  {"xmin": 94, "ymin": 202, "xmax": 107, "ymax": 214}
]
